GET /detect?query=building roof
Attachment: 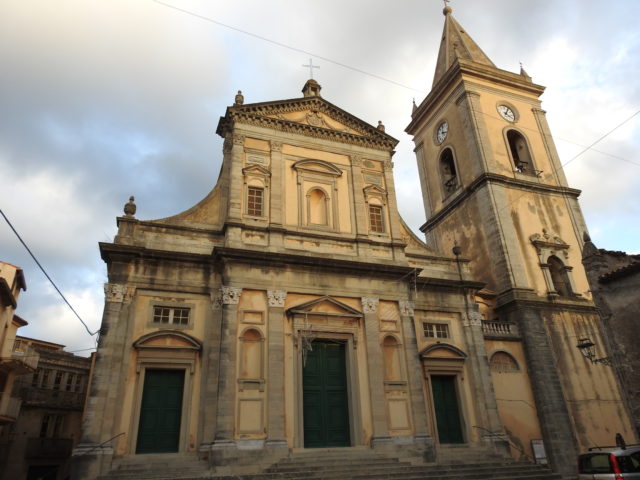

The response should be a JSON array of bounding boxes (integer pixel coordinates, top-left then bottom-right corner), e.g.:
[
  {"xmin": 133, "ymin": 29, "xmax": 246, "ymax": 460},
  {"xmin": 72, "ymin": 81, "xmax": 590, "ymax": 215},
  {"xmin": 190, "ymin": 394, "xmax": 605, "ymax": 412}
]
[
  {"xmin": 432, "ymin": 6, "xmax": 496, "ymax": 86},
  {"xmin": 599, "ymin": 261, "xmax": 640, "ymax": 284}
]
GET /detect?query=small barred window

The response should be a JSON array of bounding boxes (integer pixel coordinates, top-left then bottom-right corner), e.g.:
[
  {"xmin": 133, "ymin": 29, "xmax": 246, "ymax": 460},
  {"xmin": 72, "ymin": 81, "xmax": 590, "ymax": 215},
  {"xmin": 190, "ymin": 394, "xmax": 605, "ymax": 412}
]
[
  {"xmin": 490, "ymin": 351, "xmax": 520, "ymax": 373},
  {"xmin": 423, "ymin": 322, "xmax": 449, "ymax": 339},
  {"xmin": 247, "ymin": 186, "xmax": 264, "ymax": 216},
  {"xmin": 153, "ymin": 306, "xmax": 191, "ymax": 326},
  {"xmin": 369, "ymin": 205, "xmax": 384, "ymax": 233}
]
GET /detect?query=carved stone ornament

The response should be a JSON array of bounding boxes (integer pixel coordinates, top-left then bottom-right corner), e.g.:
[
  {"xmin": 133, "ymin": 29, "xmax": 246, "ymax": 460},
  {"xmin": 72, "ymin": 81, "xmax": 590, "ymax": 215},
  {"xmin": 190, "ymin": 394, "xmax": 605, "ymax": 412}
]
[
  {"xmin": 232, "ymin": 134, "xmax": 245, "ymax": 146},
  {"xmin": 465, "ymin": 311, "xmax": 484, "ymax": 327},
  {"xmin": 270, "ymin": 141, "xmax": 282, "ymax": 152},
  {"xmin": 530, "ymin": 229, "xmax": 570, "ymax": 259},
  {"xmin": 351, "ymin": 155, "xmax": 362, "ymax": 167},
  {"xmin": 361, "ymin": 297, "xmax": 379, "ymax": 314},
  {"xmin": 267, "ymin": 290, "xmax": 287, "ymax": 308},
  {"xmin": 384, "ymin": 160, "xmax": 394, "ymax": 170},
  {"xmin": 399, "ymin": 300, "xmax": 415, "ymax": 317},
  {"xmin": 104, "ymin": 283, "xmax": 135, "ymax": 304},
  {"xmin": 123, "ymin": 196, "xmax": 136, "ymax": 217},
  {"xmin": 220, "ymin": 286, "xmax": 242, "ymax": 305}
]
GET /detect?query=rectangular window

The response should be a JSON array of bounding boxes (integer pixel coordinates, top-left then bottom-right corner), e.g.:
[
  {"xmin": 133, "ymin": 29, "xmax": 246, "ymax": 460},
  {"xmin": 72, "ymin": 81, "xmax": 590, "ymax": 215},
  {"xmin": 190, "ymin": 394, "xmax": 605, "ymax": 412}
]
[
  {"xmin": 66, "ymin": 373, "xmax": 76, "ymax": 392},
  {"xmin": 53, "ymin": 371, "xmax": 63, "ymax": 390},
  {"xmin": 41, "ymin": 369, "xmax": 50, "ymax": 388},
  {"xmin": 369, "ymin": 205, "xmax": 384, "ymax": 233},
  {"xmin": 153, "ymin": 306, "xmax": 190, "ymax": 326},
  {"xmin": 247, "ymin": 186, "xmax": 264, "ymax": 216},
  {"xmin": 423, "ymin": 322, "xmax": 449, "ymax": 339},
  {"xmin": 40, "ymin": 414, "xmax": 65, "ymax": 438}
]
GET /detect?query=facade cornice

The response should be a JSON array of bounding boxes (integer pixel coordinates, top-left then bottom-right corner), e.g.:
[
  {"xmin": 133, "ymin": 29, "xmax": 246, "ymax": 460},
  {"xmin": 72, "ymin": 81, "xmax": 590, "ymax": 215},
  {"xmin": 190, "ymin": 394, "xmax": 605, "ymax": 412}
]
[
  {"xmin": 420, "ymin": 173, "xmax": 582, "ymax": 233},
  {"xmin": 217, "ymin": 96, "xmax": 398, "ymax": 151}
]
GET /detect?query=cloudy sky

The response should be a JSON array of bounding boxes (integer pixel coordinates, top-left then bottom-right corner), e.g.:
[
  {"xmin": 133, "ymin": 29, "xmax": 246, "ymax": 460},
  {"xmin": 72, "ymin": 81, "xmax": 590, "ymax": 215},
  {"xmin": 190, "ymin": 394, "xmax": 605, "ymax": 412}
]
[{"xmin": 1, "ymin": 0, "xmax": 638, "ymax": 355}]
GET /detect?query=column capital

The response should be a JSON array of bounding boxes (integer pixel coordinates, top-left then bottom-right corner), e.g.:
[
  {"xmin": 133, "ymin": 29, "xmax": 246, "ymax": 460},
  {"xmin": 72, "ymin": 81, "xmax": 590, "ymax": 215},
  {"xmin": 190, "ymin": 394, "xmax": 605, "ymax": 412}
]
[
  {"xmin": 232, "ymin": 133, "xmax": 246, "ymax": 146},
  {"xmin": 361, "ymin": 297, "xmax": 379, "ymax": 313},
  {"xmin": 464, "ymin": 311, "xmax": 483, "ymax": 327},
  {"xmin": 267, "ymin": 290, "xmax": 287, "ymax": 308},
  {"xmin": 399, "ymin": 300, "xmax": 415, "ymax": 317},
  {"xmin": 104, "ymin": 283, "xmax": 135, "ymax": 304},
  {"xmin": 270, "ymin": 140, "xmax": 283, "ymax": 152},
  {"xmin": 220, "ymin": 286, "xmax": 242, "ymax": 305}
]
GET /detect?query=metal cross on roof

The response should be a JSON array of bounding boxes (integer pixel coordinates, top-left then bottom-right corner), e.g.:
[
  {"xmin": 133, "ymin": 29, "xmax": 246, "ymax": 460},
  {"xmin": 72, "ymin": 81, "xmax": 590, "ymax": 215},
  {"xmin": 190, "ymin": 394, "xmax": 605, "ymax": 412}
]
[
  {"xmin": 443, "ymin": 0, "xmax": 450, "ymax": 6},
  {"xmin": 302, "ymin": 58, "xmax": 320, "ymax": 79}
]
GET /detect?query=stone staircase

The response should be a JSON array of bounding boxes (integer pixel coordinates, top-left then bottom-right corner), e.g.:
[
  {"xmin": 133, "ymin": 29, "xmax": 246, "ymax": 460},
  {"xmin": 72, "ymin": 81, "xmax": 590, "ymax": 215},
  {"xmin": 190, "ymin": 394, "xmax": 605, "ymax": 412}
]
[{"xmin": 99, "ymin": 447, "xmax": 562, "ymax": 480}]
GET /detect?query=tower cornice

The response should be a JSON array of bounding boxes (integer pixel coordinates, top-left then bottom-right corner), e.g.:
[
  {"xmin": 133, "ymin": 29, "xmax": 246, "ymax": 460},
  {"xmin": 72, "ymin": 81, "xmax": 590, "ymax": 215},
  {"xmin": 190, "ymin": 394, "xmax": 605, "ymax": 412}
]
[{"xmin": 407, "ymin": 59, "xmax": 545, "ymax": 135}]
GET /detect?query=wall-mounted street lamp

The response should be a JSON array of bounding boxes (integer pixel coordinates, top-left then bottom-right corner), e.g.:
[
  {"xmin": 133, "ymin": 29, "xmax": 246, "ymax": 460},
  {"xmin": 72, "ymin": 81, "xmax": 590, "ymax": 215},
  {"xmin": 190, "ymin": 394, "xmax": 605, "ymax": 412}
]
[{"xmin": 576, "ymin": 338, "xmax": 612, "ymax": 366}]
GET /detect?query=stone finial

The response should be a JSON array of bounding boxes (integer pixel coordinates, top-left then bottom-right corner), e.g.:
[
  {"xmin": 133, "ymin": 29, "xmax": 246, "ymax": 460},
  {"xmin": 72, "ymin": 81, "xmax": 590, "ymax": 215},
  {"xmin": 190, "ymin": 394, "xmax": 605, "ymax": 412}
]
[
  {"xmin": 234, "ymin": 90, "xmax": 244, "ymax": 106},
  {"xmin": 443, "ymin": 0, "xmax": 452, "ymax": 15},
  {"xmin": 124, "ymin": 196, "xmax": 136, "ymax": 217},
  {"xmin": 302, "ymin": 79, "xmax": 321, "ymax": 98},
  {"xmin": 377, "ymin": 121, "xmax": 385, "ymax": 132},
  {"xmin": 519, "ymin": 63, "xmax": 532, "ymax": 82},
  {"xmin": 583, "ymin": 231, "xmax": 591, "ymax": 243},
  {"xmin": 412, "ymin": 99, "xmax": 418, "ymax": 114}
]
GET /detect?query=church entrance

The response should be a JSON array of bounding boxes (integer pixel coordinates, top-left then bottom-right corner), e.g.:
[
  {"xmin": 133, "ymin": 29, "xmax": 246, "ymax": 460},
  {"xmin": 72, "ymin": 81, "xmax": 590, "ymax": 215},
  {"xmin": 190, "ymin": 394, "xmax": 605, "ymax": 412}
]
[
  {"xmin": 302, "ymin": 340, "xmax": 350, "ymax": 448},
  {"xmin": 431, "ymin": 375, "xmax": 464, "ymax": 444},
  {"xmin": 136, "ymin": 369, "xmax": 184, "ymax": 453}
]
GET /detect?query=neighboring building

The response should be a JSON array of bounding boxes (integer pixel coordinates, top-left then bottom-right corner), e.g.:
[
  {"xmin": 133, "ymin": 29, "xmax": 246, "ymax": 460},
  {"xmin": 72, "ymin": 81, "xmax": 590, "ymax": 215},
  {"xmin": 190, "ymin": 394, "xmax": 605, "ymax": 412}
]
[
  {"xmin": 73, "ymin": 7, "xmax": 635, "ymax": 480},
  {"xmin": 0, "ymin": 262, "xmax": 35, "ymax": 429},
  {"xmin": 582, "ymin": 234, "xmax": 640, "ymax": 435},
  {"xmin": 0, "ymin": 337, "xmax": 91, "ymax": 480}
]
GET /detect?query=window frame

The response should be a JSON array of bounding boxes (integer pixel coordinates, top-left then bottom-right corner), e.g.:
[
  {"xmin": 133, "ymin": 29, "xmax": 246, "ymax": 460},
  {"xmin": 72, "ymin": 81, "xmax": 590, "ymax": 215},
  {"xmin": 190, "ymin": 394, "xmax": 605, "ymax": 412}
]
[
  {"xmin": 422, "ymin": 321, "xmax": 450, "ymax": 339},
  {"xmin": 148, "ymin": 301, "xmax": 195, "ymax": 329},
  {"xmin": 246, "ymin": 185, "xmax": 264, "ymax": 217}
]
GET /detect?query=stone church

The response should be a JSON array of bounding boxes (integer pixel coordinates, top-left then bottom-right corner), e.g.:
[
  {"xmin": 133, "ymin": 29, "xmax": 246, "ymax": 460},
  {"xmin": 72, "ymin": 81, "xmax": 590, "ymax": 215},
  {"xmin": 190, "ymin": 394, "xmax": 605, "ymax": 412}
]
[{"xmin": 73, "ymin": 7, "xmax": 635, "ymax": 480}]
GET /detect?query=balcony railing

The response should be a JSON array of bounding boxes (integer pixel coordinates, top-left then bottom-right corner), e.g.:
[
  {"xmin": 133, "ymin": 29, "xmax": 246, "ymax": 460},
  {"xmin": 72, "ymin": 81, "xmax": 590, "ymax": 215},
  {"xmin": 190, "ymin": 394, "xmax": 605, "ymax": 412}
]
[
  {"xmin": 20, "ymin": 388, "xmax": 85, "ymax": 410},
  {"xmin": 482, "ymin": 321, "xmax": 520, "ymax": 339}
]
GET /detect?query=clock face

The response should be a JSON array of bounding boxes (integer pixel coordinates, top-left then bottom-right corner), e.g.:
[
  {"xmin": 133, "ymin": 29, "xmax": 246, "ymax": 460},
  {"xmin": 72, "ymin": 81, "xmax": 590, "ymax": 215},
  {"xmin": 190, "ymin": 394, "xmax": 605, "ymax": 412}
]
[
  {"xmin": 436, "ymin": 121, "xmax": 448, "ymax": 144},
  {"xmin": 497, "ymin": 105, "xmax": 516, "ymax": 122}
]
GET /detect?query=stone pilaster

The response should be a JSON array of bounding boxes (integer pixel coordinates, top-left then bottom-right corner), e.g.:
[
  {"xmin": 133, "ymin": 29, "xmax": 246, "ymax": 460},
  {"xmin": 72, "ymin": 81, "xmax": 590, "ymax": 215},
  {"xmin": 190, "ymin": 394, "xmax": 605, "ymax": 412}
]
[
  {"xmin": 398, "ymin": 301, "xmax": 430, "ymax": 440},
  {"xmin": 381, "ymin": 160, "xmax": 405, "ymax": 253},
  {"xmin": 349, "ymin": 155, "xmax": 369, "ymax": 238},
  {"xmin": 455, "ymin": 90, "xmax": 495, "ymax": 176},
  {"xmin": 461, "ymin": 311, "xmax": 505, "ymax": 444},
  {"xmin": 72, "ymin": 283, "xmax": 135, "ymax": 479},
  {"xmin": 269, "ymin": 141, "xmax": 284, "ymax": 227},
  {"xmin": 361, "ymin": 297, "xmax": 390, "ymax": 446},
  {"xmin": 265, "ymin": 290, "xmax": 287, "ymax": 449},
  {"xmin": 531, "ymin": 108, "xmax": 568, "ymax": 186},
  {"xmin": 227, "ymin": 134, "xmax": 246, "ymax": 221},
  {"xmin": 199, "ymin": 290, "xmax": 223, "ymax": 447},
  {"xmin": 212, "ymin": 287, "xmax": 242, "ymax": 447}
]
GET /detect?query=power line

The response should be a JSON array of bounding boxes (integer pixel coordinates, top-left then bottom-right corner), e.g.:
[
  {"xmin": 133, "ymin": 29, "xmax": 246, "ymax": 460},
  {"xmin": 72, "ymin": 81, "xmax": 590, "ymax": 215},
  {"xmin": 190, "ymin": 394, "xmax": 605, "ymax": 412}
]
[
  {"xmin": 0, "ymin": 209, "xmax": 98, "ymax": 337},
  {"xmin": 152, "ymin": 1, "xmax": 640, "ymax": 169},
  {"xmin": 152, "ymin": 0, "xmax": 422, "ymax": 93}
]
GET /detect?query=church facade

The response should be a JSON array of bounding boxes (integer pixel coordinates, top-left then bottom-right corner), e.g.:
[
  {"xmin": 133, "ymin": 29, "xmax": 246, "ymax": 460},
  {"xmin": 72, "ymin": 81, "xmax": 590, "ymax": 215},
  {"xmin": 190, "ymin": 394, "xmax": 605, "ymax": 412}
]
[{"xmin": 73, "ymin": 8, "xmax": 635, "ymax": 480}]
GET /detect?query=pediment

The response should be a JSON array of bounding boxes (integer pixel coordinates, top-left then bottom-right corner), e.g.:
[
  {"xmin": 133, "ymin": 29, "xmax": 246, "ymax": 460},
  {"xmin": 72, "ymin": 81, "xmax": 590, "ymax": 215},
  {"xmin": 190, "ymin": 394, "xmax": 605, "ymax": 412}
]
[
  {"xmin": 217, "ymin": 97, "xmax": 398, "ymax": 152},
  {"xmin": 363, "ymin": 185, "xmax": 387, "ymax": 195},
  {"xmin": 419, "ymin": 343, "xmax": 467, "ymax": 360},
  {"xmin": 292, "ymin": 159, "xmax": 342, "ymax": 177},
  {"xmin": 242, "ymin": 164, "xmax": 271, "ymax": 176},
  {"xmin": 287, "ymin": 295, "xmax": 363, "ymax": 318},
  {"xmin": 133, "ymin": 331, "xmax": 202, "ymax": 351}
]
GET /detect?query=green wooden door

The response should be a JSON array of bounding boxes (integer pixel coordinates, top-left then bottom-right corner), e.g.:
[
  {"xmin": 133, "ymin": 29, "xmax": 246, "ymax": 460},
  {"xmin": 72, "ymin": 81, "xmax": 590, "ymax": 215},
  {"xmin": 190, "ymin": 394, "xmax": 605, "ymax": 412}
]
[
  {"xmin": 303, "ymin": 341, "xmax": 350, "ymax": 448},
  {"xmin": 136, "ymin": 369, "xmax": 184, "ymax": 453},
  {"xmin": 431, "ymin": 375, "xmax": 464, "ymax": 444}
]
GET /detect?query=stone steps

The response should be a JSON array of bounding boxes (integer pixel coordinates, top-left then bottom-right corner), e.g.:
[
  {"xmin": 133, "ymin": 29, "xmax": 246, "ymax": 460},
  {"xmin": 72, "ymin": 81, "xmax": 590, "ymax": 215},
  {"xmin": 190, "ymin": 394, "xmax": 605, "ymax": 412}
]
[{"xmin": 99, "ymin": 448, "xmax": 562, "ymax": 480}]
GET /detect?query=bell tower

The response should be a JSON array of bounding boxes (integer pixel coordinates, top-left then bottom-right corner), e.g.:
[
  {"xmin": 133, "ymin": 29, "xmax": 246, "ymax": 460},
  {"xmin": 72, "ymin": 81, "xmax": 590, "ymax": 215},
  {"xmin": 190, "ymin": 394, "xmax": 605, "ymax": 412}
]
[{"xmin": 406, "ymin": 6, "xmax": 636, "ymax": 478}]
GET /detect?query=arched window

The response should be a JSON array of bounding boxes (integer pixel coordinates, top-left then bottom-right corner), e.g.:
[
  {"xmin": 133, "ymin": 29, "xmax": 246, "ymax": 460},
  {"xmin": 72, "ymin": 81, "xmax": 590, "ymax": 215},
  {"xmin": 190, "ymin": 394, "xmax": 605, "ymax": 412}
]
[
  {"xmin": 240, "ymin": 329, "xmax": 263, "ymax": 379},
  {"xmin": 383, "ymin": 336, "xmax": 402, "ymax": 381},
  {"xmin": 507, "ymin": 130, "xmax": 534, "ymax": 173},
  {"xmin": 307, "ymin": 188, "xmax": 328, "ymax": 225},
  {"xmin": 439, "ymin": 148, "xmax": 458, "ymax": 194},
  {"xmin": 548, "ymin": 255, "xmax": 572, "ymax": 297},
  {"xmin": 490, "ymin": 351, "xmax": 519, "ymax": 373}
]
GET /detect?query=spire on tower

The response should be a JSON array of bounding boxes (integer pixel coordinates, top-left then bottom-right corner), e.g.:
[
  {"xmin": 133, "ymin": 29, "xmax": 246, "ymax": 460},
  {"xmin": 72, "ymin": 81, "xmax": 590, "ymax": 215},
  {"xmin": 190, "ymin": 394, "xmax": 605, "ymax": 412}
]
[{"xmin": 432, "ymin": 8, "xmax": 496, "ymax": 86}]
